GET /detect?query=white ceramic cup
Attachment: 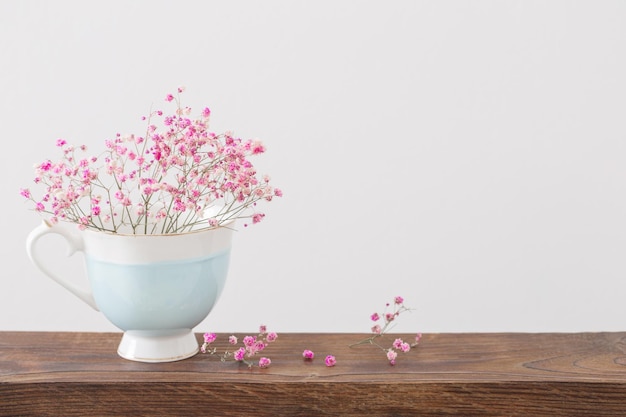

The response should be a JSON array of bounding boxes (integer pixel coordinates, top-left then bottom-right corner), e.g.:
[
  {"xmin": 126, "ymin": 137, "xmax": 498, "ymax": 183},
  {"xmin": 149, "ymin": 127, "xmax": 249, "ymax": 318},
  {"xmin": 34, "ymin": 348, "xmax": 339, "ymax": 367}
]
[{"xmin": 26, "ymin": 220, "xmax": 234, "ymax": 362}]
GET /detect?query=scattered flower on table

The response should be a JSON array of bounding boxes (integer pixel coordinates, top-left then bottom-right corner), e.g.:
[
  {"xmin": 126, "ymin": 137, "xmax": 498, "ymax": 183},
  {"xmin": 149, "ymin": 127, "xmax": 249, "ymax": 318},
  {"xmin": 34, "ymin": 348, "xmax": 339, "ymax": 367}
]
[
  {"xmin": 324, "ymin": 355, "xmax": 337, "ymax": 367},
  {"xmin": 350, "ymin": 296, "xmax": 421, "ymax": 365},
  {"xmin": 199, "ymin": 297, "xmax": 421, "ymax": 369},
  {"xmin": 258, "ymin": 357, "xmax": 271, "ymax": 368},
  {"xmin": 201, "ymin": 324, "xmax": 278, "ymax": 369}
]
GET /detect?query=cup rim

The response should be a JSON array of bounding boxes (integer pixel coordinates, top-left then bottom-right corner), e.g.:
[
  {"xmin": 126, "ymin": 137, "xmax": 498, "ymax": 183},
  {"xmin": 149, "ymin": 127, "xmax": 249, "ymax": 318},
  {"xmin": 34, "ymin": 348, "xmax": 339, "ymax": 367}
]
[{"xmin": 61, "ymin": 219, "xmax": 237, "ymax": 238}]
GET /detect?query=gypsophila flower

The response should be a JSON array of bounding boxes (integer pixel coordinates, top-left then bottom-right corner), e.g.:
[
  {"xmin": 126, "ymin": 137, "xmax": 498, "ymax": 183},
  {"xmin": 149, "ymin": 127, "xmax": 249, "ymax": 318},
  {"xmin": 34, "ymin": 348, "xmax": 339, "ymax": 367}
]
[
  {"xmin": 258, "ymin": 357, "xmax": 271, "ymax": 368},
  {"xmin": 233, "ymin": 347, "xmax": 246, "ymax": 361},
  {"xmin": 324, "ymin": 355, "xmax": 337, "ymax": 367},
  {"xmin": 201, "ymin": 325, "xmax": 278, "ymax": 368},
  {"xmin": 243, "ymin": 336, "xmax": 256, "ymax": 347},
  {"xmin": 22, "ymin": 88, "xmax": 282, "ymax": 234},
  {"xmin": 392, "ymin": 338, "xmax": 404, "ymax": 350},
  {"xmin": 350, "ymin": 296, "xmax": 420, "ymax": 366}
]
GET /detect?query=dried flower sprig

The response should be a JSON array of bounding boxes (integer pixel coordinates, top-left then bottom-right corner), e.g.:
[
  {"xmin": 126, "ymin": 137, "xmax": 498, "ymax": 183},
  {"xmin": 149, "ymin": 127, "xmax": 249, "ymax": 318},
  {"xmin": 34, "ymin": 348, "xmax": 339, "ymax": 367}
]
[
  {"xmin": 350, "ymin": 296, "xmax": 422, "ymax": 365},
  {"xmin": 21, "ymin": 87, "xmax": 282, "ymax": 234},
  {"xmin": 201, "ymin": 325, "xmax": 277, "ymax": 368}
]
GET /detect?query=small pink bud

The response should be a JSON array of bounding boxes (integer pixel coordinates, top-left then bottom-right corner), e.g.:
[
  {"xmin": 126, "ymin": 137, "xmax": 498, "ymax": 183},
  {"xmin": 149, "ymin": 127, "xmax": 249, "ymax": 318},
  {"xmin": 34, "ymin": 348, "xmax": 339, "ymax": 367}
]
[
  {"xmin": 203, "ymin": 332, "xmax": 217, "ymax": 344},
  {"xmin": 325, "ymin": 355, "xmax": 336, "ymax": 367},
  {"xmin": 302, "ymin": 349, "xmax": 315, "ymax": 360},
  {"xmin": 258, "ymin": 357, "xmax": 271, "ymax": 368},
  {"xmin": 393, "ymin": 338, "xmax": 404, "ymax": 349},
  {"xmin": 234, "ymin": 347, "xmax": 246, "ymax": 361}
]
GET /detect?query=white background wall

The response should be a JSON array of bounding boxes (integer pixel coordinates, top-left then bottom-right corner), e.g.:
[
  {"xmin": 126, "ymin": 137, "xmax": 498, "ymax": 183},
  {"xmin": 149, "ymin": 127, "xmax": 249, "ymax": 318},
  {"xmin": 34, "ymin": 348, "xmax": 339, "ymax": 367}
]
[{"xmin": 1, "ymin": 1, "xmax": 625, "ymax": 335}]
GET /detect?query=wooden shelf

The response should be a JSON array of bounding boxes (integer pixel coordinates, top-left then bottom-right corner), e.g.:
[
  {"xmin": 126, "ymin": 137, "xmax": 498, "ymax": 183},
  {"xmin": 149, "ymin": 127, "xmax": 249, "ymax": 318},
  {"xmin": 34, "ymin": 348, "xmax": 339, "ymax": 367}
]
[{"xmin": 2, "ymin": 332, "xmax": 626, "ymax": 416}]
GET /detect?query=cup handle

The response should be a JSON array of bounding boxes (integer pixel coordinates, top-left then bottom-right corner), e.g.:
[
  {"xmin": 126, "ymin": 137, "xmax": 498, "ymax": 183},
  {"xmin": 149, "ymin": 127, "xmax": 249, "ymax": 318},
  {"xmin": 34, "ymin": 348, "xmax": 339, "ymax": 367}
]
[{"xmin": 26, "ymin": 220, "xmax": 99, "ymax": 311}]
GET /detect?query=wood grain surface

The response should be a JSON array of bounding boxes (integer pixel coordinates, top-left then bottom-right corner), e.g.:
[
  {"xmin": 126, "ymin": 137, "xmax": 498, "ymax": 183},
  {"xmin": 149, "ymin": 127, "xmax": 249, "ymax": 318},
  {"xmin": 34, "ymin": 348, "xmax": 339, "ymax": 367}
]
[{"xmin": 2, "ymin": 332, "xmax": 626, "ymax": 416}]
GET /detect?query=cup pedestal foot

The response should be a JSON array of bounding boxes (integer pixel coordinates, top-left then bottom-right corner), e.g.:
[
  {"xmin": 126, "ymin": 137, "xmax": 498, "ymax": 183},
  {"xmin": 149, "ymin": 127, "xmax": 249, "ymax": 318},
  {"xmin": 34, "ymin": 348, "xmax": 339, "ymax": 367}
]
[{"xmin": 117, "ymin": 329, "xmax": 199, "ymax": 363}]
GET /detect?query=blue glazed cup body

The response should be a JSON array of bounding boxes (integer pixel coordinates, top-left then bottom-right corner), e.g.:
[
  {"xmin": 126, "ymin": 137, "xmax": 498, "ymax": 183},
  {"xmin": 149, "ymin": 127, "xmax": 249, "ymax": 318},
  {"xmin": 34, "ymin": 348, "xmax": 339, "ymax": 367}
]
[
  {"xmin": 27, "ymin": 221, "xmax": 234, "ymax": 332},
  {"xmin": 86, "ymin": 249, "xmax": 231, "ymax": 331}
]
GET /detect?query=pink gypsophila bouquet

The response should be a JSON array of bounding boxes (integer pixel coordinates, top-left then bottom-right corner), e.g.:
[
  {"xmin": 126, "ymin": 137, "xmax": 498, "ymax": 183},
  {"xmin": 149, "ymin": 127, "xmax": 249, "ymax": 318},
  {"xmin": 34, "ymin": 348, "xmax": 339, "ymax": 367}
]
[{"xmin": 20, "ymin": 87, "xmax": 282, "ymax": 234}]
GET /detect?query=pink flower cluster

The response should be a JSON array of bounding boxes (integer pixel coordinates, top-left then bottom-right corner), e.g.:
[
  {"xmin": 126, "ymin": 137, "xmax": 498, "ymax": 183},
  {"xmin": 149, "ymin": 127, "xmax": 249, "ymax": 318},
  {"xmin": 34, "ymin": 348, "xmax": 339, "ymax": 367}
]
[
  {"xmin": 385, "ymin": 337, "xmax": 413, "ymax": 365},
  {"xmin": 370, "ymin": 296, "xmax": 409, "ymax": 335},
  {"xmin": 21, "ymin": 88, "xmax": 282, "ymax": 234},
  {"xmin": 352, "ymin": 296, "xmax": 421, "ymax": 365},
  {"xmin": 201, "ymin": 325, "xmax": 277, "ymax": 369}
]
